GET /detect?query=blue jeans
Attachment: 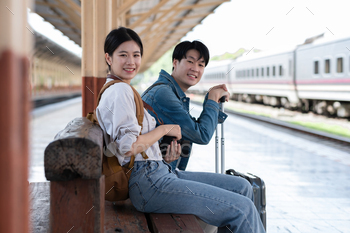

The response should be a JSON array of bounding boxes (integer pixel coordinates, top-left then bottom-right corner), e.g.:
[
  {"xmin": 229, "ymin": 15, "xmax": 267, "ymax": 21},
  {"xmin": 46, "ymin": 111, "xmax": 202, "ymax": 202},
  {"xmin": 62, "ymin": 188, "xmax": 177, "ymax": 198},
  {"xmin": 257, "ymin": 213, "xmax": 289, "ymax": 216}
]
[
  {"xmin": 169, "ymin": 156, "xmax": 189, "ymax": 171},
  {"xmin": 129, "ymin": 161, "xmax": 265, "ymax": 233}
]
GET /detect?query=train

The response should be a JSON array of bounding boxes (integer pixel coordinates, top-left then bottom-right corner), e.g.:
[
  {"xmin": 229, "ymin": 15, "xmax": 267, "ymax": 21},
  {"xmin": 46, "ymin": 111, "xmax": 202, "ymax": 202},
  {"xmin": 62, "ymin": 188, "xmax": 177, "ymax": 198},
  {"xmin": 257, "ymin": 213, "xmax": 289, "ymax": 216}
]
[{"xmin": 191, "ymin": 36, "xmax": 350, "ymax": 118}]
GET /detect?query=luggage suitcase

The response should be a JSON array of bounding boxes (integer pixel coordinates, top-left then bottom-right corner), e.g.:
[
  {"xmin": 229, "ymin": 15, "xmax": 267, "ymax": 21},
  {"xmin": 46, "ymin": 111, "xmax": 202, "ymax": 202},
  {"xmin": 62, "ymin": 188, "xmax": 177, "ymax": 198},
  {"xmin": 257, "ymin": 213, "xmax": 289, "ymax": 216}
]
[
  {"xmin": 216, "ymin": 97, "xmax": 267, "ymax": 230},
  {"xmin": 225, "ymin": 169, "xmax": 266, "ymax": 229}
]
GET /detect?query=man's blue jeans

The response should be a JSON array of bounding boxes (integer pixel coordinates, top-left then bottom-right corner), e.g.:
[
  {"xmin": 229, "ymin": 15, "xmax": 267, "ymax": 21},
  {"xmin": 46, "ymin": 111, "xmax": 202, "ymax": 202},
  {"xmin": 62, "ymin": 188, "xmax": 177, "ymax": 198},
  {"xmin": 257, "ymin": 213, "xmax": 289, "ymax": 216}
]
[{"xmin": 129, "ymin": 161, "xmax": 266, "ymax": 233}]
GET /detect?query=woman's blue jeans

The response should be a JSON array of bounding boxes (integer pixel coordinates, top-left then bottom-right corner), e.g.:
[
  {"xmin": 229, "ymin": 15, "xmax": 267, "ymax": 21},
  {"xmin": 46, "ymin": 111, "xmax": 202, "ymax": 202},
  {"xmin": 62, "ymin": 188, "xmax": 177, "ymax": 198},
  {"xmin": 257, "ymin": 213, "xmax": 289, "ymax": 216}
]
[{"xmin": 129, "ymin": 160, "xmax": 265, "ymax": 233}]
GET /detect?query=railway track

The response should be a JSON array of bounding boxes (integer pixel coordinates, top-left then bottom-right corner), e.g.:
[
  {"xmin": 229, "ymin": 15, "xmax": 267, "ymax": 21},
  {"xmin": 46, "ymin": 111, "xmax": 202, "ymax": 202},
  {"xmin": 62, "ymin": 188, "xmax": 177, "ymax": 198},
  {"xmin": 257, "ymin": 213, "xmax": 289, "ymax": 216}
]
[{"xmin": 32, "ymin": 92, "xmax": 81, "ymax": 108}]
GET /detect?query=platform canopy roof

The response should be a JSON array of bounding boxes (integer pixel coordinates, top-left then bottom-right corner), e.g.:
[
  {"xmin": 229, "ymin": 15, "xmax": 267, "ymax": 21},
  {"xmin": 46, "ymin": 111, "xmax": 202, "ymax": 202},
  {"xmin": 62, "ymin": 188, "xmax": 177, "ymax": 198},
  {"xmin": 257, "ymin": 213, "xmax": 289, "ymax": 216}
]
[
  {"xmin": 32, "ymin": 0, "xmax": 229, "ymax": 71},
  {"xmin": 33, "ymin": 31, "xmax": 81, "ymax": 66}
]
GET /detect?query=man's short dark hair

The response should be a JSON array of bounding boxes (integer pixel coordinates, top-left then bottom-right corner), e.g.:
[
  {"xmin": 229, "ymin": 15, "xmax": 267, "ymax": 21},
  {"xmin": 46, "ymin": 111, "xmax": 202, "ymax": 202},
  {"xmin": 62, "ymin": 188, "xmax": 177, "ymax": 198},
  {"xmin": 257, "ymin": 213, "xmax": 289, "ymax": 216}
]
[{"xmin": 172, "ymin": 41, "xmax": 210, "ymax": 69}]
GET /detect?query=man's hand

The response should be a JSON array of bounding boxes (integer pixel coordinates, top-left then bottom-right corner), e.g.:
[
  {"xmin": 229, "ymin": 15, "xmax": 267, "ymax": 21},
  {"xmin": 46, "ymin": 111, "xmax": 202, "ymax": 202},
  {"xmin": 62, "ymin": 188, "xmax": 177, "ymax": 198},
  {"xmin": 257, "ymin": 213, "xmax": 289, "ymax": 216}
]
[
  {"xmin": 163, "ymin": 140, "xmax": 181, "ymax": 163},
  {"xmin": 208, "ymin": 84, "xmax": 230, "ymax": 103}
]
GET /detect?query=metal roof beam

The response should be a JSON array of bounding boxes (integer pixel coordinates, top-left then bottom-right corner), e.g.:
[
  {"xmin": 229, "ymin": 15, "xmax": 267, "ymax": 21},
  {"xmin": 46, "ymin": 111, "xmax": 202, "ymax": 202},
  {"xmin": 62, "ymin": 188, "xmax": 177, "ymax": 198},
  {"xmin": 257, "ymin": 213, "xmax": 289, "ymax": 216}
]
[
  {"xmin": 129, "ymin": 0, "xmax": 170, "ymax": 29},
  {"xmin": 126, "ymin": 0, "xmax": 229, "ymax": 19},
  {"xmin": 139, "ymin": 11, "xmax": 210, "ymax": 28},
  {"xmin": 64, "ymin": 0, "xmax": 81, "ymax": 14},
  {"xmin": 180, "ymin": 12, "xmax": 212, "ymax": 20},
  {"xmin": 47, "ymin": 22, "xmax": 77, "ymax": 29},
  {"xmin": 138, "ymin": 0, "xmax": 186, "ymax": 36},
  {"xmin": 174, "ymin": 0, "xmax": 229, "ymax": 10},
  {"xmin": 37, "ymin": 13, "xmax": 69, "ymax": 20},
  {"xmin": 173, "ymin": 23, "xmax": 199, "ymax": 30},
  {"xmin": 35, "ymin": 2, "xmax": 58, "ymax": 8},
  {"xmin": 116, "ymin": 0, "xmax": 140, "ymax": 16},
  {"xmin": 55, "ymin": 0, "xmax": 81, "ymax": 30}
]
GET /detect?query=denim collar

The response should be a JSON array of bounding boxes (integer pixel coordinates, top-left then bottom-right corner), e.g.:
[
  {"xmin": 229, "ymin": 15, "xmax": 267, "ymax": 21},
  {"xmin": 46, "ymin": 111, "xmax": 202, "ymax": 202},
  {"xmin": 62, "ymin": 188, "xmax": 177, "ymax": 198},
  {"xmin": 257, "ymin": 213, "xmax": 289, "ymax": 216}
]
[{"xmin": 158, "ymin": 69, "xmax": 186, "ymax": 100}]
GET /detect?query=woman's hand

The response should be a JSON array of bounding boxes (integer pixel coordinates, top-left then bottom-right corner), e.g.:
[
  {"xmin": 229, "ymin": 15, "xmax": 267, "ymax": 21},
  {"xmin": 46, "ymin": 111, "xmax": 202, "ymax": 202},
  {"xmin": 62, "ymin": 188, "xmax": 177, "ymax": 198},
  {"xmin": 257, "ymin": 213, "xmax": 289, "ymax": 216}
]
[
  {"xmin": 126, "ymin": 124, "xmax": 181, "ymax": 157},
  {"xmin": 163, "ymin": 140, "xmax": 181, "ymax": 163},
  {"xmin": 164, "ymin": 124, "xmax": 182, "ymax": 141}
]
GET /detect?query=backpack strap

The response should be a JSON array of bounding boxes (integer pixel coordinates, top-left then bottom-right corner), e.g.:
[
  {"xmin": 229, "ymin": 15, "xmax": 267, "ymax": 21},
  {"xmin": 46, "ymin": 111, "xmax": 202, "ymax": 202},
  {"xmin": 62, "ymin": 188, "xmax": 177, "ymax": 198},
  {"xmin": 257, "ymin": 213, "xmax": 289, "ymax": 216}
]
[
  {"xmin": 86, "ymin": 80, "xmax": 121, "ymax": 124},
  {"xmin": 141, "ymin": 82, "xmax": 165, "ymax": 98},
  {"xmin": 143, "ymin": 100, "xmax": 164, "ymax": 125},
  {"xmin": 87, "ymin": 74, "xmax": 148, "ymax": 160},
  {"xmin": 141, "ymin": 82, "xmax": 166, "ymax": 125}
]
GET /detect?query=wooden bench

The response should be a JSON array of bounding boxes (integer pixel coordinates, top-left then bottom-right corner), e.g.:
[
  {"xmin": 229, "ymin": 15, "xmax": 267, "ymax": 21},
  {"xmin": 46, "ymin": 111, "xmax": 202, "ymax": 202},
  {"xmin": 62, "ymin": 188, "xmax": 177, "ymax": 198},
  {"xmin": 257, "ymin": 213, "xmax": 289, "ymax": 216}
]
[{"xmin": 30, "ymin": 117, "xmax": 204, "ymax": 233}]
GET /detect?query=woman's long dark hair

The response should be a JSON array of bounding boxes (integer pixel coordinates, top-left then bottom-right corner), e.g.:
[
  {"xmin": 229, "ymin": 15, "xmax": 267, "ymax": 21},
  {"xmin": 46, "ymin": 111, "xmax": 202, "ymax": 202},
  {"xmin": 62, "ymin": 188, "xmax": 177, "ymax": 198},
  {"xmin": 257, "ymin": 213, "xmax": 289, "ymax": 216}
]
[{"xmin": 104, "ymin": 27, "xmax": 143, "ymax": 71}]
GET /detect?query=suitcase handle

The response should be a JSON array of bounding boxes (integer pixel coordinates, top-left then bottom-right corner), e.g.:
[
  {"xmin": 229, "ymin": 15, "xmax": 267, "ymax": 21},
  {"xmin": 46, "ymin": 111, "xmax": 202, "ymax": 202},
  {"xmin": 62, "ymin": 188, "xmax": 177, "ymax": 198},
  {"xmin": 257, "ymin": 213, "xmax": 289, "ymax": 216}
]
[
  {"xmin": 219, "ymin": 96, "xmax": 226, "ymax": 103},
  {"xmin": 215, "ymin": 97, "xmax": 225, "ymax": 173}
]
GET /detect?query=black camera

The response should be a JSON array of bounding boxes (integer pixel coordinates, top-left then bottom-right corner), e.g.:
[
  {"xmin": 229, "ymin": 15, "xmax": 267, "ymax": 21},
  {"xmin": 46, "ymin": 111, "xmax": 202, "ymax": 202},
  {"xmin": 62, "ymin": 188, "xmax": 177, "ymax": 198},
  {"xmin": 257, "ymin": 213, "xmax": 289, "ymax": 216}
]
[{"xmin": 159, "ymin": 136, "xmax": 191, "ymax": 158}]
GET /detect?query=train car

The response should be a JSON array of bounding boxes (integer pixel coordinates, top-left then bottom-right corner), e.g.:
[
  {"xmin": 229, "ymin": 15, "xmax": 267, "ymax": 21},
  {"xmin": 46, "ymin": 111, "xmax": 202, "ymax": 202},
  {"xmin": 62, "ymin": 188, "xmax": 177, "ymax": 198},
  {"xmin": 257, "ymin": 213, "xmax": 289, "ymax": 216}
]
[
  {"xmin": 195, "ymin": 36, "xmax": 350, "ymax": 117},
  {"xmin": 295, "ymin": 36, "xmax": 350, "ymax": 117},
  {"xmin": 229, "ymin": 49, "xmax": 297, "ymax": 108}
]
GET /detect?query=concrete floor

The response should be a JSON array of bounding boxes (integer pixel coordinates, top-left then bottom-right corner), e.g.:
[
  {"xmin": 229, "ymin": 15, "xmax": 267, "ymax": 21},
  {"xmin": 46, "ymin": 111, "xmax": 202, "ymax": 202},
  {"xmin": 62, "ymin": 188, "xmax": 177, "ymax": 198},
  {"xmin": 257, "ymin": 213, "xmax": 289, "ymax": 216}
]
[{"xmin": 29, "ymin": 98, "xmax": 350, "ymax": 233}]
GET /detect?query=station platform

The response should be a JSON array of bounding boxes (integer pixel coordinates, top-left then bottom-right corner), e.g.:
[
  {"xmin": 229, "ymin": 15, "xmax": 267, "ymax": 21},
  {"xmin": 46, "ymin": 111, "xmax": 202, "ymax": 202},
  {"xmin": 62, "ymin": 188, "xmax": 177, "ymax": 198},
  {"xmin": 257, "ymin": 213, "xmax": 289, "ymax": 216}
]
[{"xmin": 29, "ymin": 98, "xmax": 350, "ymax": 233}]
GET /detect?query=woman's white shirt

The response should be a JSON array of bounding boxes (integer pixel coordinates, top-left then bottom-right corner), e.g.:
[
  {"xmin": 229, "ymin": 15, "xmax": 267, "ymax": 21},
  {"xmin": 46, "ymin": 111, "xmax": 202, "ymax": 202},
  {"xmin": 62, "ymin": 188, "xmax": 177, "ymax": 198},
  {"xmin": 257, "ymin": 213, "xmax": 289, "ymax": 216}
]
[{"xmin": 96, "ymin": 79, "xmax": 163, "ymax": 166}]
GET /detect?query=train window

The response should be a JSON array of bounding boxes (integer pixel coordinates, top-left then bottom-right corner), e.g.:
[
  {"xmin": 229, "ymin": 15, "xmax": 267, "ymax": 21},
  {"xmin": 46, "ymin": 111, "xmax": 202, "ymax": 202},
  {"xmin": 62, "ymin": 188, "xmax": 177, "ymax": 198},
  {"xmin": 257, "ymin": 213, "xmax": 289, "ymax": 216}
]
[
  {"xmin": 337, "ymin": 57, "xmax": 343, "ymax": 73},
  {"xmin": 261, "ymin": 67, "xmax": 264, "ymax": 77},
  {"xmin": 267, "ymin": 67, "xmax": 270, "ymax": 76},
  {"xmin": 272, "ymin": 66, "xmax": 276, "ymax": 76},
  {"xmin": 247, "ymin": 69, "xmax": 250, "ymax": 77},
  {"xmin": 256, "ymin": 68, "xmax": 259, "ymax": 77},
  {"xmin": 251, "ymin": 69, "xmax": 254, "ymax": 77},
  {"xmin": 279, "ymin": 65, "xmax": 283, "ymax": 76},
  {"xmin": 243, "ymin": 70, "xmax": 245, "ymax": 78},
  {"xmin": 325, "ymin": 59, "xmax": 331, "ymax": 73},
  {"xmin": 314, "ymin": 61, "xmax": 319, "ymax": 74}
]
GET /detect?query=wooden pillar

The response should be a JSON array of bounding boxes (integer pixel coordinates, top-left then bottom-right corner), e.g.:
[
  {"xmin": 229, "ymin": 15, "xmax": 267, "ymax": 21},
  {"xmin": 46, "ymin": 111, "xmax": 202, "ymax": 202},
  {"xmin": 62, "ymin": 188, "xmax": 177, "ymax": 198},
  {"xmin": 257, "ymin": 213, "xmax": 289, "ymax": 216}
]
[
  {"xmin": 82, "ymin": 0, "xmax": 96, "ymax": 116},
  {"xmin": 0, "ymin": 0, "xmax": 32, "ymax": 233},
  {"xmin": 82, "ymin": 0, "xmax": 118, "ymax": 116}
]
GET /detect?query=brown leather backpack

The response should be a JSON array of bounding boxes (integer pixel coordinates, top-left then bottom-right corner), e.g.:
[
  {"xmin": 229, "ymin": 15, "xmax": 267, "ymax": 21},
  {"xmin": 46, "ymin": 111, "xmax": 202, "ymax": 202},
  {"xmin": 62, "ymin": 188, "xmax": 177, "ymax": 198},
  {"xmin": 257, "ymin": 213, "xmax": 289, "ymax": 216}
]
[{"xmin": 87, "ymin": 75, "xmax": 148, "ymax": 201}]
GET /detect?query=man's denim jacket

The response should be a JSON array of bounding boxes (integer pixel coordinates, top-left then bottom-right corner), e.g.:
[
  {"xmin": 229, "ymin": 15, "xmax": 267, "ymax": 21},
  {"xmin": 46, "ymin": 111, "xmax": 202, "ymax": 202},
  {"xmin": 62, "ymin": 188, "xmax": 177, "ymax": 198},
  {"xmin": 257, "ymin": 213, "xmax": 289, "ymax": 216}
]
[{"xmin": 141, "ymin": 69, "xmax": 228, "ymax": 170}]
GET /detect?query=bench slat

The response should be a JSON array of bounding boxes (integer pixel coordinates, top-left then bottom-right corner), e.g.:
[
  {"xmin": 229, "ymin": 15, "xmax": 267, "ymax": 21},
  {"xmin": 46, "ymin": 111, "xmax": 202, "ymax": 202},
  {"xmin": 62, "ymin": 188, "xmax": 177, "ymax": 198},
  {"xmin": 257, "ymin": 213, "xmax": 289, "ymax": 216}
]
[
  {"xmin": 30, "ymin": 182, "xmax": 50, "ymax": 233},
  {"xmin": 148, "ymin": 213, "xmax": 204, "ymax": 233},
  {"xmin": 105, "ymin": 199, "xmax": 150, "ymax": 233}
]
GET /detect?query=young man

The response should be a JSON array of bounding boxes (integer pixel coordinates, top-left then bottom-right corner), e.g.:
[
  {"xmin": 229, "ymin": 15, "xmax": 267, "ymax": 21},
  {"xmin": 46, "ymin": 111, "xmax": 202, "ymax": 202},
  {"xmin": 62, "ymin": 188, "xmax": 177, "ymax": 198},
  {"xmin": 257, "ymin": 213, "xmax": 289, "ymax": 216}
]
[{"xmin": 142, "ymin": 40, "xmax": 230, "ymax": 170}]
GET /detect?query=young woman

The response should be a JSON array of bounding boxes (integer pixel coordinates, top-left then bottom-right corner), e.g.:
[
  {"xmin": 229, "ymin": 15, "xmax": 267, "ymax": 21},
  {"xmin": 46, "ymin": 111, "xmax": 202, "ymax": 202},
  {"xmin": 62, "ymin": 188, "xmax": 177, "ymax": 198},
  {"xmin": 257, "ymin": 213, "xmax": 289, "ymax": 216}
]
[{"xmin": 96, "ymin": 27, "xmax": 265, "ymax": 233}]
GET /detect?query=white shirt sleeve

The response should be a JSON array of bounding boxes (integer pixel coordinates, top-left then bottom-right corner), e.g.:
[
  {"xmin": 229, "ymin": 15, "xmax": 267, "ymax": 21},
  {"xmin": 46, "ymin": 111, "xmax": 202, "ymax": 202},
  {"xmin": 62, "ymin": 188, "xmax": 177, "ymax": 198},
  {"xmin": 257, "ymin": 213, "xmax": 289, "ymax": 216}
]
[{"xmin": 96, "ymin": 82, "xmax": 141, "ymax": 160}]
